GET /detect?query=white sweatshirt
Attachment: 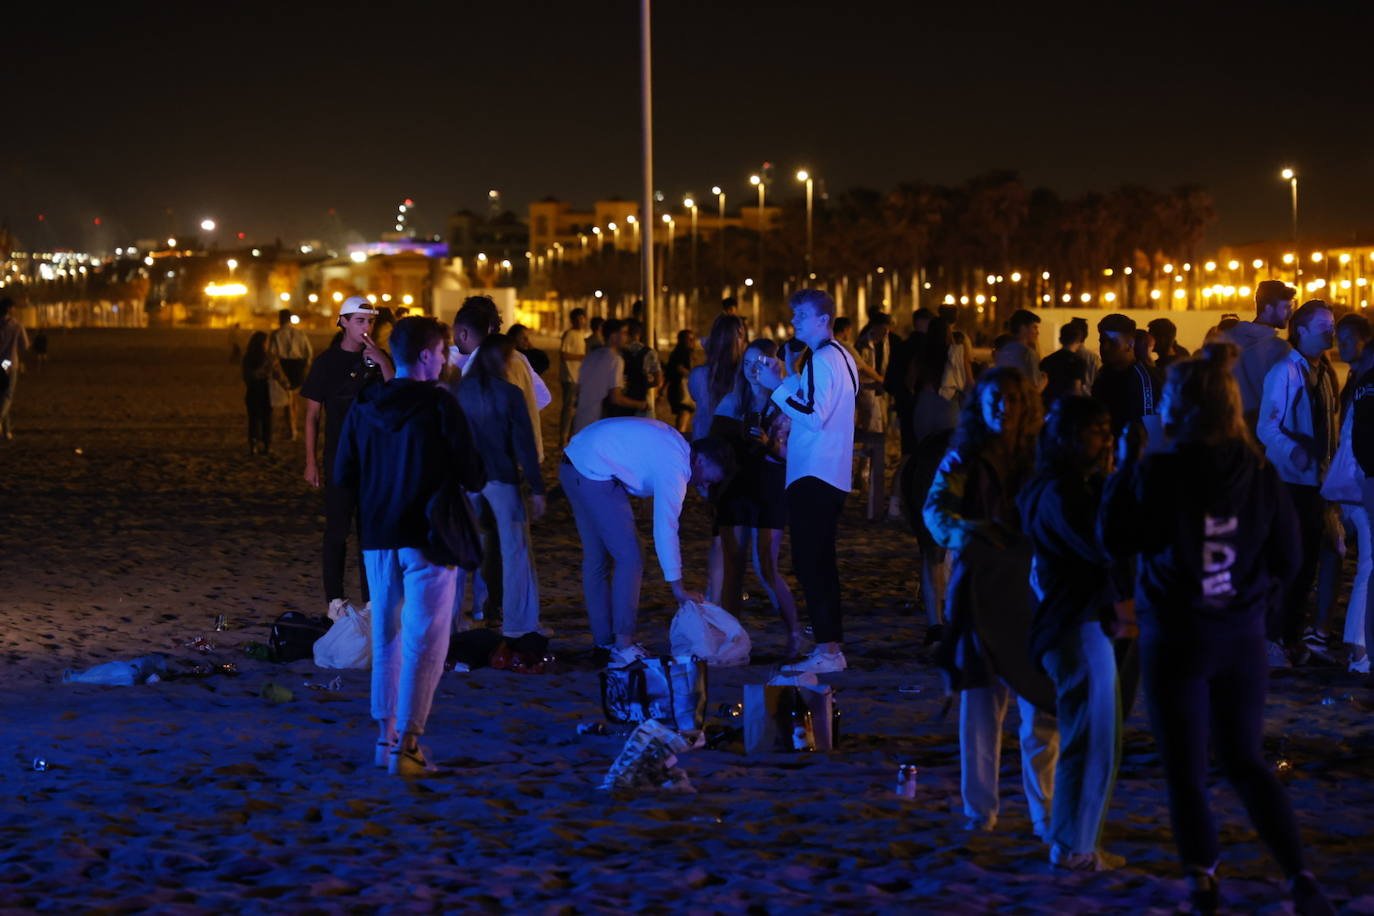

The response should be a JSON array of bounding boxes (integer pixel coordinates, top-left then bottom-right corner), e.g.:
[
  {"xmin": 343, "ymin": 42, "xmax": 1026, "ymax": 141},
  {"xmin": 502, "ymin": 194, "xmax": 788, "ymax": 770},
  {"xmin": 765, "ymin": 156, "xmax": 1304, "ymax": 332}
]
[{"xmin": 771, "ymin": 339, "xmax": 859, "ymax": 492}]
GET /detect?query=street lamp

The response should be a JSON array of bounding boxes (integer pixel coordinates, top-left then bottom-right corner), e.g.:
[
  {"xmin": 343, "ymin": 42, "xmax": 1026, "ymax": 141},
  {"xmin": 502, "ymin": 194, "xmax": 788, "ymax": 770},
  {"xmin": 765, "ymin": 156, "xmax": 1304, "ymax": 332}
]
[
  {"xmin": 684, "ymin": 195, "xmax": 698, "ymax": 308},
  {"xmin": 712, "ymin": 185, "xmax": 726, "ymax": 292},
  {"xmin": 200, "ymin": 219, "xmax": 216, "ymax": 232},
  {"xmin": 1281, "ymin": 167, "xmax": 1299, "ymax": 279},
  {"xmin": 608, "ymin": 221, "xmax": 619, "ymax": 249},
  {"xmin": 750, "ymin": 173, "xmax": 767, "ymax": 314},
  {"xmin": 796, "ymin": 169, "xmax": 814, "ymax": 280},
  {"xmin": 626, "ymin": 214, "xmax": 640, "ymax": 250},
  {"xmin": 662, "ymin": 214, "xmax": 676, "ymax": 325}
]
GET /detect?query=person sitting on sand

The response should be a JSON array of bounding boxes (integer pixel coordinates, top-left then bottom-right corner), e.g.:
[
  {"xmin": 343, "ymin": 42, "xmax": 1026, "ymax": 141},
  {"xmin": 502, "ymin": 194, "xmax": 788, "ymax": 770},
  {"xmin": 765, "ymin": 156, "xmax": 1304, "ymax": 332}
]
[
  {"xmin": 560, "ymin": 417, "xmax": 734, "ymax": 667},
  {"xmin": 334, "ymin": 316, "xmax": 484, "ymax": 777},
  {"xmin": 1101, "ymin": 344, "xmax": 1335, "ymax": 916}
]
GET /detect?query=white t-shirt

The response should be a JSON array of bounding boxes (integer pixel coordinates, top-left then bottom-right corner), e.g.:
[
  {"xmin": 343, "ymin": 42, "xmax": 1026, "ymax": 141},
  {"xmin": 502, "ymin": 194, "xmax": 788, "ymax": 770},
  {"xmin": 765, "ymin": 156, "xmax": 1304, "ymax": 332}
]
[
  {"xmin": 573, "ymin": 347, "xmax": 624, "ymax": 435},
  {"xmin": 560, "ymin": 327, "xmax": 587, "ymax": 383},
  {"xmin": 564, "ymin": 417, "xmax": 690, "ymax": 582},
  {"xmin": 771, "ymin": 339, "xmax": 858, "ymax": 492}
]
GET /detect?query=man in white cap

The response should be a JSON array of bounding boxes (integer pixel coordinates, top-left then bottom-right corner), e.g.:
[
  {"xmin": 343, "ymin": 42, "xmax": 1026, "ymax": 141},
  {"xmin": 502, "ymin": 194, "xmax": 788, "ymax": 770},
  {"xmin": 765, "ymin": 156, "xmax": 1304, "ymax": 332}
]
[{"xmin": 301, "ymin": 296, "xmax": 395, "ymax": 616}]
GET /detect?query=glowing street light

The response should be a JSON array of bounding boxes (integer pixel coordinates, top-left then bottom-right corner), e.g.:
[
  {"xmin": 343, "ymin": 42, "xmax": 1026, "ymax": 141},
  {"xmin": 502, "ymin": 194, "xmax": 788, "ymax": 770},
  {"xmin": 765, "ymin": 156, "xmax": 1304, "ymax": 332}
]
[
  {"xmin": 1280, "ymin": 167, "xmax": 1299, "ymax": 276},
  {"xmin": 200, "ymin": 219, "xmax": 216, "ymax": 232},
  {"xmin": 749, "ymin": 174, "xmax": 766, "ymax": 306},
  {"xmin": 683, "ymin": 195, "xmax": 699, "ymax": 305},
  {"xmin": 226, "ymin": 258, "xmax": 238, "ymax": 272},
  {"xmin": 796, "ymin": 169, "xmax": 814, "ymax": 277}
]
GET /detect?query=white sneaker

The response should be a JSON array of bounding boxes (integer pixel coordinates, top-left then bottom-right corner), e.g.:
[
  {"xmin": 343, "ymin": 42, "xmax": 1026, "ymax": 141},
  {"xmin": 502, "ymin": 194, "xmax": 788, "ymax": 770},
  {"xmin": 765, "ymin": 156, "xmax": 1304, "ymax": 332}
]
[
  {"xmin": 1350, "ymin": 656, "xmax": 1371, "ymax": 675},
  {"xmin": 608, "ymin": 643, "xmax": 650, "ymax": 667},
  {"xmin": 1266, "ymin": 640, "xmax": 1291, "ymax": 669},
  {"xmin": 780, "ymin": 648, "xmax": 847, "ymax": 674}
]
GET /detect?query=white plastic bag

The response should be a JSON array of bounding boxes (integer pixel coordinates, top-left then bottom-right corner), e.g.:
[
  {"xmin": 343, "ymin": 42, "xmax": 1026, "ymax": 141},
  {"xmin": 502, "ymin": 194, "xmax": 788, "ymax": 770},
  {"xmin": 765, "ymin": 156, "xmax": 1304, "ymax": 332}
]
[
  {"xmin": 313, "ymin": 603, "xmax": 372, "ymax": 669},
  {"xmin": 669, "ymin": 600, "xmax": 751, "ymax": 667}
]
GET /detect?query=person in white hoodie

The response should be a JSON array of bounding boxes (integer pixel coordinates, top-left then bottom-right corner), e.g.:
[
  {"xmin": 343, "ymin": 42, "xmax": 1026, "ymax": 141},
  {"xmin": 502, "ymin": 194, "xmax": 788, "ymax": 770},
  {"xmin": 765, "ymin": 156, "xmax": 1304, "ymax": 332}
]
[
  {"xmin": 1257, "ymin": 299, "xmax": 1338, "ymax": 667},
  {"xmin": 1224, "ymin": 280, "xmax": 1297, "ymax": 430}
]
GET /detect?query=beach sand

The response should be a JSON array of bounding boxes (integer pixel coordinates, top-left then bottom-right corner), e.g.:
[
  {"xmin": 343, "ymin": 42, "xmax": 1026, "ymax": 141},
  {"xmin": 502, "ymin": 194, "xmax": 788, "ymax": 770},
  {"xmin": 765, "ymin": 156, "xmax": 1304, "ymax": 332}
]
[{"xmin": 0, "ymin": 328, "xmax": 1369, "ymax": 914}]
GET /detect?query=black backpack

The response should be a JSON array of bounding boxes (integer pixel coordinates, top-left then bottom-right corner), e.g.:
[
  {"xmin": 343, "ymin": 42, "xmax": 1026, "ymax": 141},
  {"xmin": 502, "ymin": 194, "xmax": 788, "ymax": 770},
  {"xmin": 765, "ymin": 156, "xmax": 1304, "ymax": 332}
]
[{"xmin": 269, "ymin": 612, "xmax": 332, "ymax": 662}]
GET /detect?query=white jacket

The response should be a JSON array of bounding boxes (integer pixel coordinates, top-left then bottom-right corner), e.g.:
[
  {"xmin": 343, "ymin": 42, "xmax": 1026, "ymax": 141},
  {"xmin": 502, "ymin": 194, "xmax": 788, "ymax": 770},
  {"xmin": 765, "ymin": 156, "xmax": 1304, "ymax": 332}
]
[{"xmin": 1257, "ymin": 349, "xmax": 1336, "ymax": 486}]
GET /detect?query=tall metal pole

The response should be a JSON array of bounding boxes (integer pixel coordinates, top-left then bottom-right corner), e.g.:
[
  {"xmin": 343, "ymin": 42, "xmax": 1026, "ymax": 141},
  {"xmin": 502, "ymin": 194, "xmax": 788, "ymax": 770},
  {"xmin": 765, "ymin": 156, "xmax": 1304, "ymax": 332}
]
[
  {"xmin": 1291, "ymin": 175, "xmax": 1300, "ymax": 283},
  {"xmin": 639, "ymin": 0, "xmax": 656, "ymax": 346},
  {"xmin": 804, "ymin": 177, "xmax": 814, "ymax": 281}
]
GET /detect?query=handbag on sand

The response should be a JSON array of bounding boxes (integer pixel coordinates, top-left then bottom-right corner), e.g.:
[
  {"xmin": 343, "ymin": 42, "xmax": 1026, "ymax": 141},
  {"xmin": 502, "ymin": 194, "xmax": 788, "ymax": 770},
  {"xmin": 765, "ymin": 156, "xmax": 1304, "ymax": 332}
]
[
  {"xmin": 269, "ymin": 612, "xmax": 332, "ymax": 663},
  {"xmin": 669, "ymin": 600, "xmax": 751, "ymax": 667},
  {"xmin": 600, "ymin": 655, "xmax": 707, "ymax": 731}
]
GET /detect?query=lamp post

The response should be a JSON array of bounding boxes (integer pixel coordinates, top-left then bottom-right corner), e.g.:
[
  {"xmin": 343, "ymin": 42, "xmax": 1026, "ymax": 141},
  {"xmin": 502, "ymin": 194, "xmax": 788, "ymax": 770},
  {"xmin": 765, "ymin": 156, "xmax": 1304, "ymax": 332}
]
[
  {"xmin": 684, "ymin": 195, "xmax": 698, "ymax": 312},
  {"xmin": 750, "ymin": 173, "xmax": 766, "ymax": 321},
  {"xmin": 1281, "ymin": 167, "xmax": 1299, "ymax": 281},
  {"xmin": 712, "ymin": 185, "xmax": 726, "ymax": 294},
  {"xmin": 796, "ymin": 169, "xmax": 814, "ymax": 282},
  {"xmin": 662, "ymin": 213, "xmax": 676, "ymax": 329},
  {"xmin": 608, "ymin": 221, "xmax": 620, "ymax": 250},
  {"xmin": 627, "ymin": 214, "xmax": 640, "ymax": 251}
]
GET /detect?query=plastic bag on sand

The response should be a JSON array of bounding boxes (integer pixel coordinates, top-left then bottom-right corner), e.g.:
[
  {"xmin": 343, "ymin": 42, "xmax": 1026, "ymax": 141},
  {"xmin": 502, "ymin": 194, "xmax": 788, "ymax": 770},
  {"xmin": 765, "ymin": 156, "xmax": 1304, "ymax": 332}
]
[
  {"xmin": 313, "ymin": 603, "xmax": 372, "ymax": 669},
  {"xmin": 600, "ymin": 720, "xmax": 701, "ymax": 792},
  {"xmin": 63, "ymin": 655, "xmax": 168, "ymax": 685},
  {"xmin": 669, "ymin": 600, "xmax": 751, "ymax": 667}
]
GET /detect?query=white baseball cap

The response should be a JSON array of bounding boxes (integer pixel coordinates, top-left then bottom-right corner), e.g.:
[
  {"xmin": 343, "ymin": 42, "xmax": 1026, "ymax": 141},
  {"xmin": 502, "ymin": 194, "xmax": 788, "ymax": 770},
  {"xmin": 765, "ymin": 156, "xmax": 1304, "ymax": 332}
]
[{"xmin": 339, "ymin": 296, "xmax": 378, "ymax": 317}]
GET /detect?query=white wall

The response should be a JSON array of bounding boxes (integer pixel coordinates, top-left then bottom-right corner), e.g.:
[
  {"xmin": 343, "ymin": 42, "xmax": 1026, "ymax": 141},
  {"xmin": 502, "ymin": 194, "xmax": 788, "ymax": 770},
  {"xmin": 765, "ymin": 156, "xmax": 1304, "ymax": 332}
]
[{"xmin": 1035, "ymin": 308, "xmax": 1245, "ymax": 354}]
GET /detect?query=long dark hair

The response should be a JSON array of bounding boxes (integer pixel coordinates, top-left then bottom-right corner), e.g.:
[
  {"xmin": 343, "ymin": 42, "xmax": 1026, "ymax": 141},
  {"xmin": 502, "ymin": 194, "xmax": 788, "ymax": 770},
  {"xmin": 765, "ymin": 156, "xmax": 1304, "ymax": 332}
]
[
  {"xmin": 912, "ymin": 317, "xmax": 953, "ymax": 393},
  {"xmin": 952, "ymin": 366, "xmax": 1042, "ymax": 481},
  {"xmin": 1036, "ymin": 395, "xmax": 1111, "ymax": 476},
  {"xmin": 469, "ymin": 332, "xmax": 514, "ymax": 388},
  {"xmin": 244, "ymin": 331, "xmax": 269, "ymax": 368},
  {"xmin": 703, "ymin": 313, "xmax": 747, "ymax": 406}
]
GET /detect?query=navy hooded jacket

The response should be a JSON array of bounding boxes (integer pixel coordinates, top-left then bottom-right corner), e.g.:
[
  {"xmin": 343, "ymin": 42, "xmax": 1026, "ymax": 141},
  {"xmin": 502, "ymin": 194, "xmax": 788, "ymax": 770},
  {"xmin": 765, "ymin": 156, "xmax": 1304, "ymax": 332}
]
[{"xmin": 334, "ymin": 379, "xmax": 485, "ymax": 551}]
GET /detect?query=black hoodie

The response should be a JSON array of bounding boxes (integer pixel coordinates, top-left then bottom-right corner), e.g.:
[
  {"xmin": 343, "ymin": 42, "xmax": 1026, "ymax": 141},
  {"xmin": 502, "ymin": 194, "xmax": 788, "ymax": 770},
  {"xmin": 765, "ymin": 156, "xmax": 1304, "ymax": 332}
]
[
  {"xmin": 1100, "ymin": 439, "xmax": 1298, "ymax": 640},
  {"xmin": 334, "ymin": 379, "xmax": 485, "ymax": 551}
]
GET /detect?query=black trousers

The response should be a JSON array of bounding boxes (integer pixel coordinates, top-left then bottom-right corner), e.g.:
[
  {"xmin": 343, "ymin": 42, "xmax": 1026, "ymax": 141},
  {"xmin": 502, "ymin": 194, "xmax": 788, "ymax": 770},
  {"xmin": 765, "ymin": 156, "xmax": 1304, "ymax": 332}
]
[
  {"xmin": 1274, "ymin": 483, "xmax": 1323, "ymax": 644},
  {"xmin": 1142, "ymin": 630, "xmax": 1305, "ymax": 877},
  {"xmin": 245, "ymin": 383, "xmax": 271, "ymax": 450},
  {"xmin": 323, "ymin": 477, "xmax": 369, "ymax": 604},
  {"xmin": 786, "ymin": 475, "xmax": 847, "ymax": 644}
]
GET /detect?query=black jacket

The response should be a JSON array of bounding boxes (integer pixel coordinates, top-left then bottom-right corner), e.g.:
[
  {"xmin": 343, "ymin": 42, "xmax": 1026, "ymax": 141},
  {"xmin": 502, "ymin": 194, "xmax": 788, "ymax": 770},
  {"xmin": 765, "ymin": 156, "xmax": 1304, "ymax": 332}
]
[
  {"xmin": 1100, "ymin": 440, "xmax": 1298, "ymax": 641},
  {"xmin": 334, "ymin": 379, "xmax": 484, "ymax": 550},
  {"xmin": 453, "ymin": 375, "xmax": 545, "ymax": 495},
  {"xmin": 1019, "ymin": 471, "xmax": 1118, "ymax": 666}
]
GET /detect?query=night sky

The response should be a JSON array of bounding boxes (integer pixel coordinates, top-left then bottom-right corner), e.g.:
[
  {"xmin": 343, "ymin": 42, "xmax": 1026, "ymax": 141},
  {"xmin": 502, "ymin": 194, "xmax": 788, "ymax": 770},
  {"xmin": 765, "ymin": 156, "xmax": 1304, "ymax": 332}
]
[{"xmin": 7, "ymin": 1, "xmax": 1374, "ymax": 252}]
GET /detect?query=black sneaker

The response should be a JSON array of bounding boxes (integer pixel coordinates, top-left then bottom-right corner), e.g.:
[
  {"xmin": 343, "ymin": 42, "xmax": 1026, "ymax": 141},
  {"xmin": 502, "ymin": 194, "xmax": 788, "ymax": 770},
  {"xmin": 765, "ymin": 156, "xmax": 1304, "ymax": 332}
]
[{"xmin": 924, "ymin": 624, "xmax": 946, "ymax": 647}]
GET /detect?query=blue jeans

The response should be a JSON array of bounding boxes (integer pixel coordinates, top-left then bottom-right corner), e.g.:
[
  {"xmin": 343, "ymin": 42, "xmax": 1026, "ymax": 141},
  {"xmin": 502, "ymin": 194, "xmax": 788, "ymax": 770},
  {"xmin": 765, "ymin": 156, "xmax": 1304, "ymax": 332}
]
[
  {"xmin": 469, "ymin": 481, "xmax": 540, "ymax": 637},
  {"xmin": 560, "ymin": 461, "xmax": 643, "ymax": 646},
  {"xmin": 1041, "ymin": 620, "xmax": 1121, "ymax": 855},
  {"xmin": 365, "ymin": 548, "xmax": 458, "ymax": 736}
]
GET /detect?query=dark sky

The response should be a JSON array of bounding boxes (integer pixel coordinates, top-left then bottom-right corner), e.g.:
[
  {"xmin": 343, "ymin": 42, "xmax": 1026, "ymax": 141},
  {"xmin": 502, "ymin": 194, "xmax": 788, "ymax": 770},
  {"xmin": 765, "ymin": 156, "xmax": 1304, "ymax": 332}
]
[{"xmin": 7, "ymin": 1, "xmax": 1374, "ymax": 253}]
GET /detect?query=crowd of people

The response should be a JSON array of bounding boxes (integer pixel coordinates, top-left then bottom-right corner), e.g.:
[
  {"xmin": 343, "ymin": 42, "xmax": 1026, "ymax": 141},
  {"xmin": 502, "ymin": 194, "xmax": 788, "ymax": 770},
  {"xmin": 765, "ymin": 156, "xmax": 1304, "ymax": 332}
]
[{"xmin": 259, "ymin": 280, "xmax": 1355, "ymax": 915}]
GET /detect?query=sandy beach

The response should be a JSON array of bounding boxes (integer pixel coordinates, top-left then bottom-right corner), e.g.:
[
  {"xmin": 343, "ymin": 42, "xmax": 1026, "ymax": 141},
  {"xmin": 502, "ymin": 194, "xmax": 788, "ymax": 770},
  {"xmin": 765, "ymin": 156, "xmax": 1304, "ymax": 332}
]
[{"xmin": 0, "ymin": 328, "xmax": 1370, "ymax": 915}]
